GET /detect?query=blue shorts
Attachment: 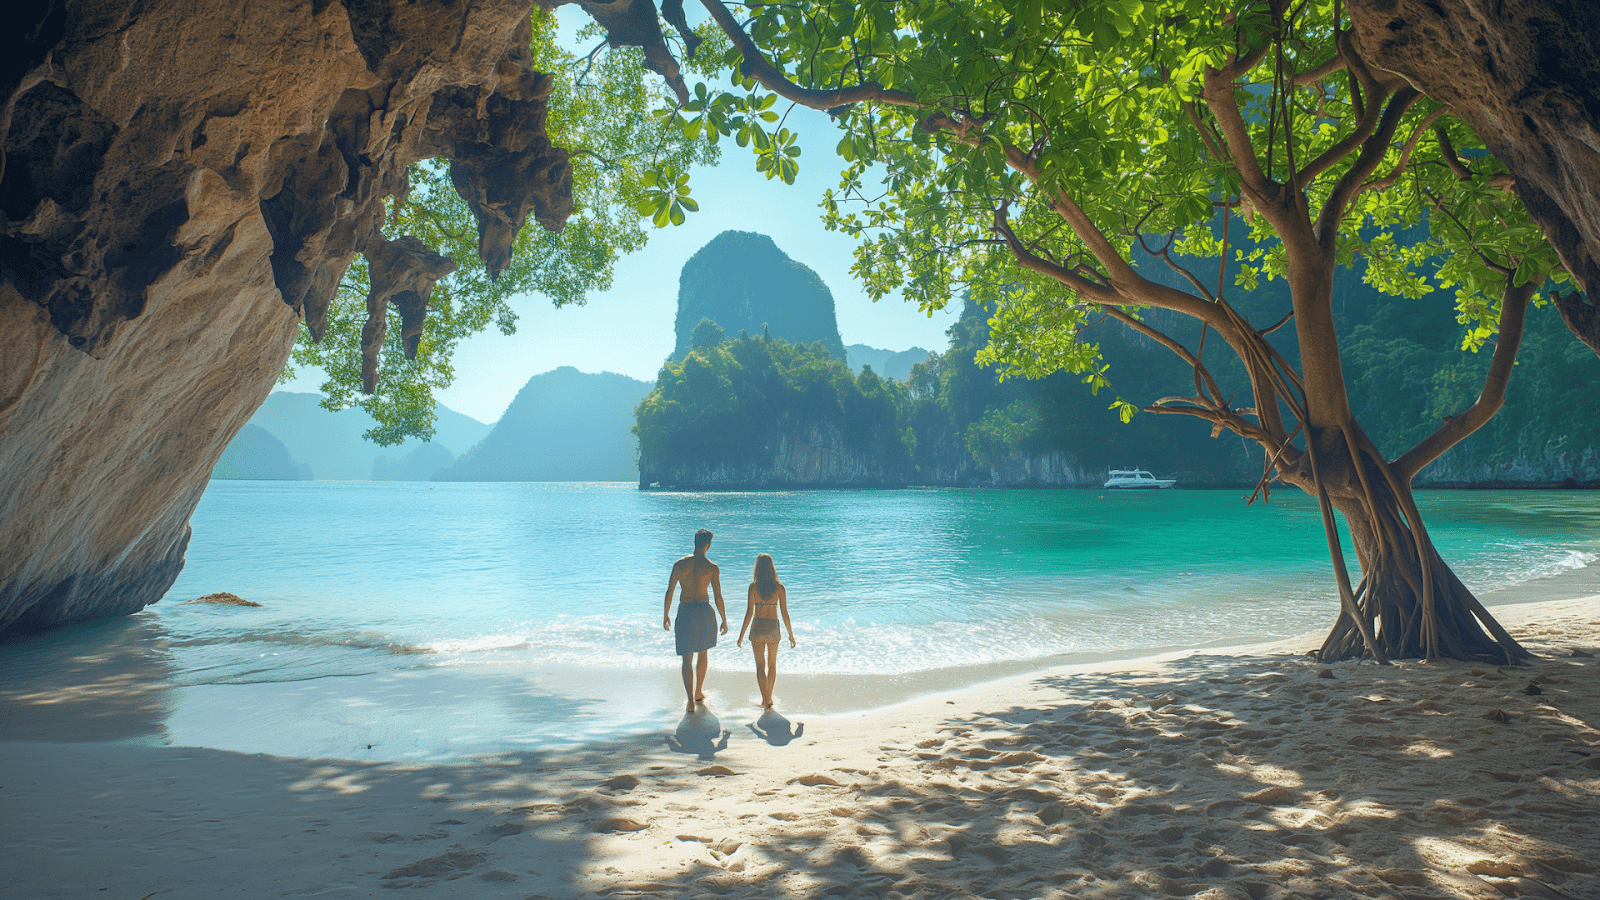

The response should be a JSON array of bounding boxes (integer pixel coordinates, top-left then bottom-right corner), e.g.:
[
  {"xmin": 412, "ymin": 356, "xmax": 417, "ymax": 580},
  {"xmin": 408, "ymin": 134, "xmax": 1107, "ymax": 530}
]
[{"xmin": 675, "ymin": 601, "xmax": 717, "ymax": 655}]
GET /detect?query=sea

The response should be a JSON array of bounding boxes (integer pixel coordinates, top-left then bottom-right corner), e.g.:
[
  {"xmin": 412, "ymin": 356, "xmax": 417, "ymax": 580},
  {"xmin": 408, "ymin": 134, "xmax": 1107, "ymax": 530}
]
[{"xmin": 5, "ymin": 483, "xmax": 1598, "ymax": 760}]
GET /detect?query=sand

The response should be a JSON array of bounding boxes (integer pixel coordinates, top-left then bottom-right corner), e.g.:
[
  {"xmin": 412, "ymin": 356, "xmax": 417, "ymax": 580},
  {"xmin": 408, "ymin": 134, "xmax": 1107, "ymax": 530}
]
[{"xmin": 4, "ymin": 583, "xmax": 1599, "ymax": 899}]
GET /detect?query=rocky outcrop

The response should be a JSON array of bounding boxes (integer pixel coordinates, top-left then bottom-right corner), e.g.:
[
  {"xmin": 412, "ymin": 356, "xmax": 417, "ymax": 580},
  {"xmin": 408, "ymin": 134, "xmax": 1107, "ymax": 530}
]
[
  {"xmin": 912, "ymin": 451, "xmax": 1101, "ymax": 488},
  {"xmin": 1415, "ymin": 446, "xmax": 1600, "ymax": 487},
  {"xmin": 0, "ymin": 0, "xmax": 687, "ymax": 635},
  {"xmin": 640, "ymin": 419, "xmax": 914, "ymax": 488}
]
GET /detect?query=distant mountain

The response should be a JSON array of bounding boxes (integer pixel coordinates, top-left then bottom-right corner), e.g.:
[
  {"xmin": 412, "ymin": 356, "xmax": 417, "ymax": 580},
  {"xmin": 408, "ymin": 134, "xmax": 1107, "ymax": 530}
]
[
  {"xmin": 233, "ymin": 393, "xmax": 491, "ymax": 481},
  {"xmin": 211, "ymin": 424, "xmax": 312, "ymax": 480},
  {"xmin": 845, "ymin": 344, "xmax": 933, "ymax": 382},
  {"xmin": 372, "ymin": 443, "xmax": 456, "ymax": 481},
  {"xmin": 673, "ymin": 231, "xmax": 847, "ymax": 360},
  {"xmin": 432, "ymin": 367, "xmax": 652, "ymax": 481}
]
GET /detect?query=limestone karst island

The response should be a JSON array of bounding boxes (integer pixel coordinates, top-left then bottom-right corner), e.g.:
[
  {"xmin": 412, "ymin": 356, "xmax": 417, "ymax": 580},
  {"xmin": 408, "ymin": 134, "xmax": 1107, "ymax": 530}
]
[{"xmin": 3, "ymin": 2, "xmax": 1599, "ymax": 898}]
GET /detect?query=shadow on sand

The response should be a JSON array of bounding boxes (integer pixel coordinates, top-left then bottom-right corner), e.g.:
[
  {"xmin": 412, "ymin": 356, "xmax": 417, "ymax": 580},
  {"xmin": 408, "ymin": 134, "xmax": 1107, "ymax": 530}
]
[
  {"xmin": 666, "ymin": 708, "xmax": 731, "ymax": 760},
  {"xmin": 748, "ymin": 708, "xmax": 804, "ymax": 745}
]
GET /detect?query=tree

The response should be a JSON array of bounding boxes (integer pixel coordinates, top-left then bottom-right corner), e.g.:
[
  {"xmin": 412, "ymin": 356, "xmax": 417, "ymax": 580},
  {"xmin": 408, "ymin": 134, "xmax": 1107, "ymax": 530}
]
[
  {"xmin": 671, "ymin": 0, "xmax": 1570, "ymax": 662},
  {"xmin": 287, "ymin": 12, "xmax": 716, "ymax": 444}
]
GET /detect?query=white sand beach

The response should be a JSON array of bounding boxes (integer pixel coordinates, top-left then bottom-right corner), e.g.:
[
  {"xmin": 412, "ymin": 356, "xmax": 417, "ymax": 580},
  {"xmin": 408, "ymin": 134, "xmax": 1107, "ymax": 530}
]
[{"xmin": 4, "ymin": 572, "xmax": 1598, "ymax": 900}]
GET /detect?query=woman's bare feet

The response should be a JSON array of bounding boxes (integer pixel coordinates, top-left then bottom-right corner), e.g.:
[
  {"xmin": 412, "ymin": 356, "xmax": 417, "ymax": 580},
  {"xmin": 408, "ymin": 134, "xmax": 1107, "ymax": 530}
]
[{"xmin": 685, "ymin": 700, "xmax": 696, "ymax": 712}]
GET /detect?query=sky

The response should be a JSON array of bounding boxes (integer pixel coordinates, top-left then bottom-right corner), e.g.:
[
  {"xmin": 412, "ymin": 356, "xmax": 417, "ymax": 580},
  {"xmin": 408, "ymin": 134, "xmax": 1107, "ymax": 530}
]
[{"xmin": 277, "ymin": 11, "xmax": 956, "ymax": 424}]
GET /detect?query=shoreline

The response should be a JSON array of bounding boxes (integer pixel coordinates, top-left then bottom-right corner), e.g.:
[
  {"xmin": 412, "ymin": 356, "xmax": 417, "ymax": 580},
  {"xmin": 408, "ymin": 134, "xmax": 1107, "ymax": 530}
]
[
  {"xmin": 4, "ymin": 582, "xmax": 1599, "ymax": 897},
  {"xmin": 3, "ymin": 556, "xmax": 1599, "ymax": 759}
]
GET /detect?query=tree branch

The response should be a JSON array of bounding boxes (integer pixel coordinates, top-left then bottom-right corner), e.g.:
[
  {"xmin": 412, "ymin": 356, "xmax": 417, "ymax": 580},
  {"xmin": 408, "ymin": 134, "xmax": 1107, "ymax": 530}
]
[
  {"xmin": 698, "ymin": 0, "xmax": 920, "ymax": 111},
  {"xmin": 1314, "ymin": 85, "xmax": 1421, "ymax": 246},
  {"xmin": 1358, "ymin": 105, "xmax": 1450, "ymax": 196},
  {"xmin": 1393, "ymin": 276, "xmax": 1535, "ymax": 480},
  {"xmin": 1292, "ymin": 51, "xmax": 1347, "ymax": 86}
]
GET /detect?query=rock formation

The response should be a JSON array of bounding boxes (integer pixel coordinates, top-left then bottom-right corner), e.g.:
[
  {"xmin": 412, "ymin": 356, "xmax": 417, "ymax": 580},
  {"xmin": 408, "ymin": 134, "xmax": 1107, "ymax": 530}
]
[
  {"xmin": 0, "ymin": 0, "xmax": 691, "ymax": 635},
  {"xmin": 672, "ymin": 231, "xmax": 848, "ymax": 361}
]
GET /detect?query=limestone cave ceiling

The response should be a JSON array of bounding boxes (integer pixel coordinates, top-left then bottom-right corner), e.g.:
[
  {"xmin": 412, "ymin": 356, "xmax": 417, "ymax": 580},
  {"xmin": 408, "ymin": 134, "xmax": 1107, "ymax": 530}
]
[{"xmin": 0, "ymin": 0, "xmax": 694, "ymax": 385}]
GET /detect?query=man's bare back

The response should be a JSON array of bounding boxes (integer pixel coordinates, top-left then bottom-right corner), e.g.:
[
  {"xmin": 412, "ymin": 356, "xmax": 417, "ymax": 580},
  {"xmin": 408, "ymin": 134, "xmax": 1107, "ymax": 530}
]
[{"xmin": 669, "ymin": 554, "xmax": 719, "ymax": 601}]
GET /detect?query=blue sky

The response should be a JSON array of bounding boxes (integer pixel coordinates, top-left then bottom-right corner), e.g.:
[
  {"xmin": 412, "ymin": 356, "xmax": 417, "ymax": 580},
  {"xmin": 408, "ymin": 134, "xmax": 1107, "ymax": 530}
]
[{"xmin": 278, "ymin": 12, "xmax": 956, "ymax": 424}]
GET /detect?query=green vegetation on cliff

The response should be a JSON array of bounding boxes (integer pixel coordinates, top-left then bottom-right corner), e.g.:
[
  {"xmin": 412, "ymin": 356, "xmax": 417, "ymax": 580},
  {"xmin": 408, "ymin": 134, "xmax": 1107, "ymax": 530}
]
[{"xmin": 636, "ymin": 325, "xmax": 909, "ymax": 481}]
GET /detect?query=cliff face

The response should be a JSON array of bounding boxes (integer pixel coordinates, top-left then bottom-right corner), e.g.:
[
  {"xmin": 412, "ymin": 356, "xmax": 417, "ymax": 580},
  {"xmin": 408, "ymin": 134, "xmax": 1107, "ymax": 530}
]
[
  {"xmin": 0, "ymin": 0, "xmax": 683, "ymax": 635},
  {"xmin": 672, "ymin": 231, "xmax": 848, "ymax": 360},
  {"xmin": 641, "ymin": 418, "xmax": 913, "ymax": 488},
  {"xmin": 1415, "ymin": 447, "xmax": 1600, "ymax": 488}
]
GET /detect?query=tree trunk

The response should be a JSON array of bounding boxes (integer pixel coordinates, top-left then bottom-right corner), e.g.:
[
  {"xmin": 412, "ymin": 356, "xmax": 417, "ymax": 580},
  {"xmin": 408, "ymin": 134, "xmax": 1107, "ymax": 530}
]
[
  {"xmin": 1311, "ymin": 439, "xmax": 1530, "ymax": 663},
  {"xmin": 1346, "ymin": 0, "xmax": 1600, "ymax": 356}
]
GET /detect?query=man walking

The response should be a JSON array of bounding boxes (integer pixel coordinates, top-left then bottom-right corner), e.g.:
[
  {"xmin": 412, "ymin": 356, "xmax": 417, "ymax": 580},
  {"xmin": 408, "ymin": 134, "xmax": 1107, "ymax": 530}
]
[{"xmin": 663, "ymin": 528, "xmax": 727, "ymax": 710}]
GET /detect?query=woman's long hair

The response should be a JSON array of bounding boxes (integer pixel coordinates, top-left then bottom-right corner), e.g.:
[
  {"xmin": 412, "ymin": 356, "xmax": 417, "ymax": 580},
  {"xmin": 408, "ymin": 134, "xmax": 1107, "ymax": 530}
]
[{"xmin": 753, "ymin": 553, "xmax": 780, "ymax": 599}]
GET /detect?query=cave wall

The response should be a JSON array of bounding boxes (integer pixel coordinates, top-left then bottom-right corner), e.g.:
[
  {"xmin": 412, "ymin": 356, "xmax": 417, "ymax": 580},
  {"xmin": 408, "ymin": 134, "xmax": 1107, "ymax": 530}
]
[{"xmin": 0, "ymin": 0, "xmax": 600, "ymax": 635}]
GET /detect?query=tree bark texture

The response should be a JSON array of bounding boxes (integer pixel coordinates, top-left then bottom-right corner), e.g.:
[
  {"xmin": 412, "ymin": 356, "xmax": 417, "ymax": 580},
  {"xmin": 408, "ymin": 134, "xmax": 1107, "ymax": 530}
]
[
  {"xmin": 1347, "ymin": 0, "xmax": 1600, "ymax": 355},
  {"xmin": 0, "ymin": 0, "xmax": 629, "ymax": 635},
  {"xmin": 1312, "ymin": 442, "xmax": 1529, "ymax": 663}
]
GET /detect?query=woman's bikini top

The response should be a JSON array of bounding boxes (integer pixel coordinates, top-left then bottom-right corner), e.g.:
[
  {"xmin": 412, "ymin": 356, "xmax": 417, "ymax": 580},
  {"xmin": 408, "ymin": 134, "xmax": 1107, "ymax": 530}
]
[{"xmin": 751, "ymin": 586, "xmax": 780, "ymax": 616}]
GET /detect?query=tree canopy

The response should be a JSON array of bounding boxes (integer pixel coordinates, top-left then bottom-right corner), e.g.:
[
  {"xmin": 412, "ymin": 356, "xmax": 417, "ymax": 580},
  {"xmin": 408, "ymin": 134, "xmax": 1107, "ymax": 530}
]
[{"xmin": 661, "ymin": 0, "xmax": 1572, "ymax": 662}]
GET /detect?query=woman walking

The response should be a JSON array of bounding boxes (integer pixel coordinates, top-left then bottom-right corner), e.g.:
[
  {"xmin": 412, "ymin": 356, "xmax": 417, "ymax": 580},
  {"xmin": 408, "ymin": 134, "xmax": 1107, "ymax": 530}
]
[{"xmin": 736, "ymin": 553, "xmax": 795, "ymax": 709}]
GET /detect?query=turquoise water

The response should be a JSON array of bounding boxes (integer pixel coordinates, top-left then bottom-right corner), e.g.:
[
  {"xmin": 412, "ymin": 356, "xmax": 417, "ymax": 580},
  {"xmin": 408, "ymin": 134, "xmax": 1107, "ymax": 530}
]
[
  {"xmin": 6, "ymin": 484, "xmax": 1596, "ymax": 758},
  {"xmin": 156, "ymin": 483, "xmax": 1599, "ymax": 679}
]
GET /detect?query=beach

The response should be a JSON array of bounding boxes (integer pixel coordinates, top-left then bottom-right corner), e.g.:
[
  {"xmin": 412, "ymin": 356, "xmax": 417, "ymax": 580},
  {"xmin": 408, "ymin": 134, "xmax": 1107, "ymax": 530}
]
[{"xmin": 4, "ymin": 564, "xmax": 1598, "ymax": 900}]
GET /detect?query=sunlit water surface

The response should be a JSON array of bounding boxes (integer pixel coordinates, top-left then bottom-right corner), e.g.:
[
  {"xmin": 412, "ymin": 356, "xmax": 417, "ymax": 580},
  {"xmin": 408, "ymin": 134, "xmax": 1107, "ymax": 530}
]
[{"xmin": 7, "ymin": 483, "xmax": 1596, "ymax": 758}]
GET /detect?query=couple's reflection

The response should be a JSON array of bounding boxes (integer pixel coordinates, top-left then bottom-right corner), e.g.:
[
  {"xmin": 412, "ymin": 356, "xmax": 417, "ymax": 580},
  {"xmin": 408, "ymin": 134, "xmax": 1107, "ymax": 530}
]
[{"xmin": 667, "ymin": 708, "xmax": 730, "ymax": 759}]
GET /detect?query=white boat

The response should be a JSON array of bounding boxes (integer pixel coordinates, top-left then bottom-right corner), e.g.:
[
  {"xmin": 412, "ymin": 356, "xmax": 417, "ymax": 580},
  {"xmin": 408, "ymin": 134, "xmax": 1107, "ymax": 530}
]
[{"xmin": 1103, "ymin": 468, "xmax": 1176, "ymax": 489}]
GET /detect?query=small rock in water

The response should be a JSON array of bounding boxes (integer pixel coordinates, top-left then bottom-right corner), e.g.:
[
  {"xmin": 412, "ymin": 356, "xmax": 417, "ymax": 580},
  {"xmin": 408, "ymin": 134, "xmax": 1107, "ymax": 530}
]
[
  {"xmin": 1316, "ymin": 668, "xmax": 1335, "ymax": 679},
  {"xmin": 1571, "ymin": 648, "xmax": 1595, "ymax": 658},
  {"xmin": 1523, "ymin": 682, "xmax": 1543, "ymax": 696},
  {"xmin": 187, "ymin": 592, "xmax": 261, "ymax": 607},
  {"xmin": 602, "ymin": 774, "xmax": 641, "ymax": 791},
  {"xmin": 696, "ymin": 765, "xmax": 736, "ymax": 777},
  {"xmin": 1479, "ymin": 709, "xmax": 1513, "ymax": 724}
]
